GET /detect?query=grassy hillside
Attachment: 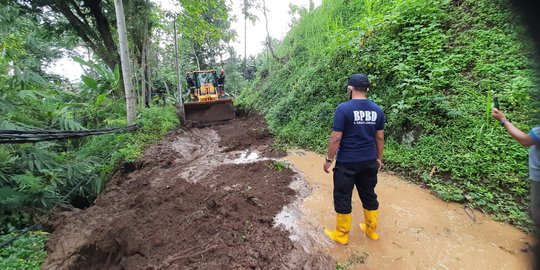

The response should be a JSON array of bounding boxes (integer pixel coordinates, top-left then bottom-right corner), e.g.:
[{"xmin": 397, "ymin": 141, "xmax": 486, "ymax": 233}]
[{"xmin": 238, "ymin": 0, "xmax": 538, "ymax": 229}]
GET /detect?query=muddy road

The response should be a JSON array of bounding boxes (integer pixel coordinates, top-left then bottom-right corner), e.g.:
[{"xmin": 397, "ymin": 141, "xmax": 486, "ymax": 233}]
[
  {"xmin": 42, "ymin": 113, "xmax": 334, "ymax": 270},
  {"xmin": 43, "ymin": 113, "xmax": 533, "ymax": 270},
  {"xmin": 285, "ymin": 151, "xmax": 533, "ymax": 270}
]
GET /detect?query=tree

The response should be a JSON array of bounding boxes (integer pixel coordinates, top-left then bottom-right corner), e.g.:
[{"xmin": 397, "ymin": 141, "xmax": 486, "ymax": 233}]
[
  {"xmin": 17, "ymin": 0, "xmax": 119, "ymax": 73},
  {"xmin": 261, "ymin": 0, "xmax": 278, "ymax": 61},
  {"xmin": 124, "ymin": 0, "xmax": 158, "ymax": 107},
  {"xmin": 241, "ymin": 0, "xmax": 258, "ymax": 77},
  {"xmin": 16, "ymin": 0, "xmax": 158, "ymax": 100},
  {"xmin": 177, "ymin": 0, "xmax": 236, "ymax": 70},
  {"xmin": 288, "ymin": 3, "xmax": 309, "ymax": 27},
  {"xmin": 114, "ymin": 0, "xmax": 136, "ymax": 124}
]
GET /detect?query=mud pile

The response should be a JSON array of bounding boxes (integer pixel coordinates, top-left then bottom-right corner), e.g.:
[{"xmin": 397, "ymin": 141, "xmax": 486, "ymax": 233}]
[{"xmin": 42, "ymin": 113, "xmax": 335, "ymax": 270}]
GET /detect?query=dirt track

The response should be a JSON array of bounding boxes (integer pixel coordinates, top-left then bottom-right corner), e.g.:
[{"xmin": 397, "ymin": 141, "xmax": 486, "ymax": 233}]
[
  {"xmin": 42, "ymin": 113, "xmax": 334, "ymax": 270},
  {"xmin": 42, "ymin": 112, "xmax": 535, "ymax": 270}
]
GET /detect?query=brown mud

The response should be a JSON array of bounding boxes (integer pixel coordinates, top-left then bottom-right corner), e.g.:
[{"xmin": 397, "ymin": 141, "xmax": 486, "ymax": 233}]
[
  {"xmin": 42, "ymin": 113, "xmax": 335, "ymax": 270},
  {"xmin": 42, "ymin": 112, "xmax": 534, "ymax": 270}
]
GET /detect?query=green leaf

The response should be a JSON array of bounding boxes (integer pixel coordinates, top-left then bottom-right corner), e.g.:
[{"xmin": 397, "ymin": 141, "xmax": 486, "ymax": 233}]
[
  {"xmin": 81, "ymin": 75, "xmax": 98, "ymax": 91},
  {"xmin": 12, "ymin": 173, "xmax": 44, "ymax": 192},
  {"xmin": 16, "ymin": 90, "xmax": 37, "ymax": 100},
  {"xmin": 114, "ymin": 64, "xmax": 120, "ymax": 82},
  {"xmin": 95, "ymin": 93, "xmax": 107, "ymax": 106},
  {"xmin": 73, "ymin": 56, "xmax": 91, "ymax": 69}
]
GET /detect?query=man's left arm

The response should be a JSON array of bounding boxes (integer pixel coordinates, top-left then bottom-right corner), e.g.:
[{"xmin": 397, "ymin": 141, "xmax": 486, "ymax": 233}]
[{"xmin": 375, "ymin": 111, "xmax": 385, "ymax": 170}]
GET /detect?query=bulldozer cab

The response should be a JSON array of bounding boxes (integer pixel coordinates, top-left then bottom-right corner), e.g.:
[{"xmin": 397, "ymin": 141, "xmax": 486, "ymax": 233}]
[
  {"xmin": 193, "ymin": 70, "xmax": 218, "ymax": 102},
  {"xmin": 194, "ymin": 70, "xmax": 217, "ymax": 87},
  {"xmin": 183, "ymin": 69, "xmax": 235, "ymax": 126}
]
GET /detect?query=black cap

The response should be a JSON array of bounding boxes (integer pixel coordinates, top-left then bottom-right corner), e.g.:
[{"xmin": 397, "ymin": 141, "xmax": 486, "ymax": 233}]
[{"xmin": 348, "ymin": 74, "xmax": 370, "ymax": 88}]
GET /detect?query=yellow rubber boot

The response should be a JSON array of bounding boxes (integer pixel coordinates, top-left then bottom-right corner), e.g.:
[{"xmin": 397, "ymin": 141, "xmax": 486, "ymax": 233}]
[
  {"xmin": 324, "ymin": 213, "xmax": 352, "ymax": 245},
  {"xmin": 360, "ymin": 209, "xmax": 379, "ymax": 240}
]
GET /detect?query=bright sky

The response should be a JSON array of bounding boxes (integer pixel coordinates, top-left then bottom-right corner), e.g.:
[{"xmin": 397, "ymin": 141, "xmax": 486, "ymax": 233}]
[
  {"xmin": 230, "ymin": 0, "xmax": 321, "ymax": 57},
  {"xmin": 154, "ymin": 0, "xmax": 321, "ymax": 57},
  {"xmin": 47, "ymin": 0, "xmax": 321, "ymax": 81}
]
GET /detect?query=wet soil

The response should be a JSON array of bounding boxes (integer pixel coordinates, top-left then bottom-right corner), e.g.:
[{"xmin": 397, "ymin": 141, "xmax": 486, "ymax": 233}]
[
  {"xmin": 42, "ymin": 114, "xmax": 335, "ymax": 270},
  {"xmin": 284, "ymin": 150, "xmax": 534, "ymax": 270},
  {"xmin": 42, "ymin": 113, "xmax": 533, "ymax": 270}
]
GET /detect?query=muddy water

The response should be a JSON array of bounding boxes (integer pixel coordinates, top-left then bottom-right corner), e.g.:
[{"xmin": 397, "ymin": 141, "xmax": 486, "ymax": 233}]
[
  {"xmin": 283, "ymin": 150, "xmax": 533, "ymax": 270},
  {"xmin": 167, "ymin": 128, "xmax": 274, "ymax": 184}
]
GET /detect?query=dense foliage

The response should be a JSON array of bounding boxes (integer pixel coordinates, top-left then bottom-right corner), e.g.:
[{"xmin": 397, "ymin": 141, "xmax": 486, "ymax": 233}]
[
  {"xmin": 0, "ymin": 0, "xmax": 250, "ymax": 267},
  {"xmin": 0, "ymin": 231, "xmax": 48, "ymax": 270},
  {"xmin": 238, "ymin": 0, "xmax": 538, "ymax": 229}
]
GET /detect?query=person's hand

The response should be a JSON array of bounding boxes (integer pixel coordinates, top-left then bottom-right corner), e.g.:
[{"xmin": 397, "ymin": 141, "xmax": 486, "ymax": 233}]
[
  {"xmin": 323, "ymin": 161, "xmax": 332, "ymax": 173},
  {"xmin": 492, "ymin": 108, "xmax": 506, "ymax": 121},
  {"xmin": 377, "ymin": 159, "xmax": 383, "ymax": 171}
]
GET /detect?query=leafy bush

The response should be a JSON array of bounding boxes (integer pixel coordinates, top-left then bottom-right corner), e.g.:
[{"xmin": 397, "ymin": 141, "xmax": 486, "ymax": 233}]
[
  {"xmin": 78, "ymin": 105, "xmax": 179, "ymax": 179},
  {"xmin": 239, "ymin": 0, "xmax": 537, "ymax": 230}
]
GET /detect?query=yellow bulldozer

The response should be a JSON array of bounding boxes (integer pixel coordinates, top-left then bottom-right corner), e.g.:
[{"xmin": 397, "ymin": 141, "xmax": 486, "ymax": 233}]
[{"xmin": 182, "ymin": 70, "xmax": 235, "ymax": 125}]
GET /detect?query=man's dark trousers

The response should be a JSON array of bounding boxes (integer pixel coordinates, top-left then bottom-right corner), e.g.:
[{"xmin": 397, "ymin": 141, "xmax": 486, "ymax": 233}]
[{"xmin": 333, "ymin": 160, "xmax": 379, "ymax": 214}]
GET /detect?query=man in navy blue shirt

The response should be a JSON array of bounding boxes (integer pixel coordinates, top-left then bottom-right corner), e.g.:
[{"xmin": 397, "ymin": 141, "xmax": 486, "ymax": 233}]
[{"xmin": 323, "ymin": 73, "xmax": 385, "ymax": 245}]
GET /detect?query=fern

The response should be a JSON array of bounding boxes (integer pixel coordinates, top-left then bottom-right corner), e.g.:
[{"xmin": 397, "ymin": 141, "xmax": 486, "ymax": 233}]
[
  {"xmin": 0, "ymin": 187, "xmax": 29, "ymax": 210},
  {"xmin": 50, "ymin": 107, "xmax": 86, "ymax": 131},
  {"xmin": 12, "ymin": 173, "xmax": 44, "ymax": 192},
  {"xmin": 0, "ymin": 146, "xmax": 14, "ymax": 182},
  {"xmin": 15, "ymin": 143, "xmax": 61, "ymax": 173}
]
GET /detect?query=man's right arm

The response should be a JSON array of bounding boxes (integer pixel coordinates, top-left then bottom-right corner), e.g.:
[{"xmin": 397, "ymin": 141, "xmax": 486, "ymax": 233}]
[
  {"xmin": 492, "ymin": 108, "xmax": 536, "ymax": 146},
  {"xmin": 375, "ymin": 130, "xmax": 384, "ymax": 170},
  {"xmin": 502, "ymin": 122, "xmax": 535, "ymax": 146},
  {"xmin": 324, "ymin": 107, "xmax": 344, "ymax": 173}
]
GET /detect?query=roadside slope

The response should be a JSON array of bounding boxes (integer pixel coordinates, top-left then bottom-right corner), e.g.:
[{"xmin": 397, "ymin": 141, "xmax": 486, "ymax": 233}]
[{"xmin": 238, "ymin": 0, "xmax": 537, "ymax": 228}]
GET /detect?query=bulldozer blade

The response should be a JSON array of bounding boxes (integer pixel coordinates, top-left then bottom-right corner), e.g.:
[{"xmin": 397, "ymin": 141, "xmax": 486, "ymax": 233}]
[{"xmin": 183, "ymin": 99, "xmax": 235, "ymax": 126}]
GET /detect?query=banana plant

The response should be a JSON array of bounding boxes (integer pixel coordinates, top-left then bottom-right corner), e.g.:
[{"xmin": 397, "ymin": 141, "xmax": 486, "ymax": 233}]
[{"xmin": 74, "ymin": 56, "xmax": 121, "ymax": 97}]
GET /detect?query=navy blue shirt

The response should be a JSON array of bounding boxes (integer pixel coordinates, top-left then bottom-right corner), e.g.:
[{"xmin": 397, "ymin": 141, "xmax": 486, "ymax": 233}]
[
  {"xmin": 332, "ymin": 99, "xmax": 385, "ymax": 162},
  {"xmin": 529, "ymin": 127, "xmax": 540, "ymax": 181}
]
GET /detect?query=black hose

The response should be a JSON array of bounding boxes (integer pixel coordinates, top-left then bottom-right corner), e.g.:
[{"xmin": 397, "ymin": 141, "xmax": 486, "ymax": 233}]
[{"xmin": 0, "ymin": 125, "xmax": 139, "ymax": 144}]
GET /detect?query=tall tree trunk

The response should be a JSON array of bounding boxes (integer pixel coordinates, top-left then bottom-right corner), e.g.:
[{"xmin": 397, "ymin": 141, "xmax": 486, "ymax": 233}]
[
  {"xmin": 141, "ymin": 0, "xmax": 150, "ymax": 107},
  {"xmin": 244, "ymin": 15, "xmax": 247, "ymax": 78},
  {"xmin": 145, "ymin": 38, "xmax": 152, "ymax": 106},
  {"xmin": 173, "ymin": 16, "xmax": 186, "ymax": 123},
  {"xmin": 141, "ymin": 30, "xmax": 149, "ymax": 107},
  {"xmin": 192, "ymin": 43, "xmax": 201, "ymax": 70},
  {"xmin": 164, "ymin": 79, "xmax": 170, "ymax": 96},
  {"xmin": 131, "ymin": 50, "xmax": 142, "ymax": 105},
  {"xmin": 262, "ymin": 0, "xmax": 278, "ymax": 61},
  {"xmin": 114, "ymin": 0, "xmax": 136, "ymax": 124}
]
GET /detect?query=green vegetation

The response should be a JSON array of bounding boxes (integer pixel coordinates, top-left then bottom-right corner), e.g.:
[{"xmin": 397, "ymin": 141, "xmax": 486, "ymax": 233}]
[
  {"xmin": 1, "ymin": 0, "xmax": 246, "ymax": 267},
  {"xmin": 1, "ymin": 0, "xmax": 537, "ymax": 267},
  {"xmin": 0, "ymin": 231, "xmax": 48, "ymax": 270},
  {"xmin": 0, "ymin": 0, "xmax": 177, "ymax": 265},
  {"xmin": 0, "ymin": 61, "xmax": 179, "ymax": 230},
  {"xmin": 266, "ymin": 160, "xmax": 290, "ymax": 171},
  {"xmin": 238, "ymin": 0, "xmax": 537, "ymax": 229}
]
